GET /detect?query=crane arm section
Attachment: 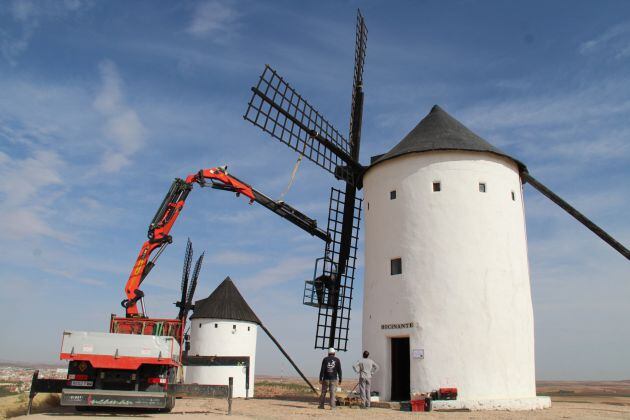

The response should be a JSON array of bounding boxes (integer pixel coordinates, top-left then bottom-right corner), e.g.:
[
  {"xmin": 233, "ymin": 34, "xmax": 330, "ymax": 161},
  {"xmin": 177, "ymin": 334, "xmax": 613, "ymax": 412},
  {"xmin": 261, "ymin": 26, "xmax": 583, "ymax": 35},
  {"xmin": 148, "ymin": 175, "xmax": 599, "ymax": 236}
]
[{"xmin": 122, "ymin": 166, "xmax": 328, "ymax": 317}]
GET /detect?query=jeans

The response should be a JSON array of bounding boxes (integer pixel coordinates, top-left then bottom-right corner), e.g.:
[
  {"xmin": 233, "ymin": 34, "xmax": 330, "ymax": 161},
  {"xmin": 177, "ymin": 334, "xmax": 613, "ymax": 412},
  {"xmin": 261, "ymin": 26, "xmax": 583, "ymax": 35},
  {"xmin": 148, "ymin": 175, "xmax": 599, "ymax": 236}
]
[
  {"xmin": 359, "ymin": 377, "xmax": 371, "ymax": 407},
  {"xmin": 319, "ymin": 380, "xmax": 336, "ymax": 408}
]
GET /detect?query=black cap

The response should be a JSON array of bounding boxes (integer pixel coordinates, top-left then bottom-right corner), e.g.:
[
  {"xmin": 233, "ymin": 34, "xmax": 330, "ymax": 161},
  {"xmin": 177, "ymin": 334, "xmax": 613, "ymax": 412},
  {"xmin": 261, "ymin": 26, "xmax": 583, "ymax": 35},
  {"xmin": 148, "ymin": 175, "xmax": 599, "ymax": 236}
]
[{"xmin": 191, "ymin": 277, "xmax": 261, "ymax": 324}]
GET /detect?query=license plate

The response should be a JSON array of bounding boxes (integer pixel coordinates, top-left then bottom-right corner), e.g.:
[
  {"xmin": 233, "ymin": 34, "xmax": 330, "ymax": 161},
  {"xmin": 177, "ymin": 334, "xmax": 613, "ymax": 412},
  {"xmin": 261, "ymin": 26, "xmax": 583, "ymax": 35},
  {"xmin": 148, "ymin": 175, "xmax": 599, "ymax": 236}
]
[{"xmin": 70, "ymin": 381, "xmax": 93, "ymax": 387}]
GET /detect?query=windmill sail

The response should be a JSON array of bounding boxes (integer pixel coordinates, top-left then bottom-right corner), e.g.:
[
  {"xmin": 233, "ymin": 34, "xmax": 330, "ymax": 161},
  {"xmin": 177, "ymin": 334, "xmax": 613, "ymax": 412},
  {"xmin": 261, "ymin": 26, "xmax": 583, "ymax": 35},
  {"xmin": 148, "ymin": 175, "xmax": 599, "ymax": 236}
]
[
  {"xmin": 314, "ymin": 187, "xmax": 362, "ymax": 351},
  {"xmin": 244, "ymin": 65, "xmax": 360, "ymax": 186},
  {"xmin": 244, "ymin": 10, "xmax": 368, "ymax": 352},
  {"xmin": 349, "ymin": 9, "xmax": 368, "ymax": 151},
  {"xmin": 177, "ymin": 239, "xmax": 193, "ymax": 319},
  {"xmin": 313, "ymin": 10, "xmax": 368, "ymax": 351},
  {"xmin": 186, "ymin": 252, "xmax": 204, "ymax": 311}
]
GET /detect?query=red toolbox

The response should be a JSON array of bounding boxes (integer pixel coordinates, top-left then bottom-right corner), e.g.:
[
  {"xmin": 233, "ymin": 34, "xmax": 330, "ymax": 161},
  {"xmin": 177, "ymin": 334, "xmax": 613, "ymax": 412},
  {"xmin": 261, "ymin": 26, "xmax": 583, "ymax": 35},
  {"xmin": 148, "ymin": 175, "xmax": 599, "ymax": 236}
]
[{"xmin": 438, "ymin": 387, "xmax": 458, "ymax": 400}]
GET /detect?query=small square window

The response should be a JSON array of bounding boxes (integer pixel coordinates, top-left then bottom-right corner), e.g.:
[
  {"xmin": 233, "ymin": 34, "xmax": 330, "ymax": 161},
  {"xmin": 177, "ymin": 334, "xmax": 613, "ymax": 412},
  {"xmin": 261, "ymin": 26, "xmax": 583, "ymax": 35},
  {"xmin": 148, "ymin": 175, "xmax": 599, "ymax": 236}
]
[
  {"xmin": 233, "ymin": 324, "xmax": 236, "ymax": 330},
  {"xmin": 390, "ymin": 190, "xmax": 396, "ymax": 200},
  {"xmin": 433, "ymin": 182, "xmax": 441, "ymax": 192},
  {"xmin": 511, "ymin": 191, "xmax": 516, "ymax": 201},
  {"xmin": 391, "ymin": 258, "xmax": 402, "ymax": 275},
  {"xmin": 479, "ymin": 183, "xmax": 486, "ymax": 193}
]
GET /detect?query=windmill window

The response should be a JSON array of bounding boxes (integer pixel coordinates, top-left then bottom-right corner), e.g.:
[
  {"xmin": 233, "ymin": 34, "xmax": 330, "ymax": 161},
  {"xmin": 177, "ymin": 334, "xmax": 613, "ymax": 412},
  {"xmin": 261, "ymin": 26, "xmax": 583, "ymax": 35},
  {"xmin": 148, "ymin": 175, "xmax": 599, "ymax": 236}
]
[
  {"xmin": 391, "ymin": 258, "xmax": 402, "ymax": 275},
  {"xmin": 367, "ymin": 202, "xmax": 370, "ymax": 210},
  {"xmin": 390, "ymin": 190, "xmax": 396, "ymax": 200},
  {"xmin": 199, "ymin": 323, "xmax": 202, "ymax": 328},
  {"xmin": 479, "ymin": 183, "xmax": 486, "ymax": 193},
  {"xmin": 433, "ymin": 182, "xmax": 441, "ymax": 192},
  {"xmin": 248, "ymin": 326, "xmax": 251, "ymax": 331},
  {"xmin": 233, "ymin": 324, "xmax": 236, "ymax": 330},
  {"xmin": 511, "ymin": 191, "xmax": 516, "ymax": 201}
]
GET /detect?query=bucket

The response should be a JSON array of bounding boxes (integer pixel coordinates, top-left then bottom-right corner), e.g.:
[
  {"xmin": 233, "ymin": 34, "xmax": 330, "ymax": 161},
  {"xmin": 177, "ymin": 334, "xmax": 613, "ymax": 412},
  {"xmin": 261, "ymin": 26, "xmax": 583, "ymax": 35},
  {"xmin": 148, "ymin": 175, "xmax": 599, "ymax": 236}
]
[
  {"xmin": 411, "ymin": 398, "xmax": 432, "ymax": 412},
  {"xmin": 410, "ymin": 399, "xmax": 425, "ymax": 412}
]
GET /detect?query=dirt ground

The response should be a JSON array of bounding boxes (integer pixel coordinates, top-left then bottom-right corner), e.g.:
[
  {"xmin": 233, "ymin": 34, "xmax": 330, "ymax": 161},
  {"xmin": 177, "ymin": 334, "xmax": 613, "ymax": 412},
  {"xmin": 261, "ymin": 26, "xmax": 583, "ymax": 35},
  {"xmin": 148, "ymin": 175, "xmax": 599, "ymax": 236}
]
[
  {"xmin": 7, "ymin": 379, "xmax": 630, "ymax": 419},
  {"xmin": 13, "ymin": 396, "xmax": 630, "ymax": 419}
]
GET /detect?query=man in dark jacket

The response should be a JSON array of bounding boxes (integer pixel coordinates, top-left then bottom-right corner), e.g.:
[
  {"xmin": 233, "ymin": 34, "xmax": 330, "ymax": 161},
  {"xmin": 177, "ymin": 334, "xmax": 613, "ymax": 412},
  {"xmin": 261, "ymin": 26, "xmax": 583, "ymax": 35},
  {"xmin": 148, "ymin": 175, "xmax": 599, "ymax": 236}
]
[{"xmin": 318, "ymin": 347, "xmax": 342, "ymax": 409}]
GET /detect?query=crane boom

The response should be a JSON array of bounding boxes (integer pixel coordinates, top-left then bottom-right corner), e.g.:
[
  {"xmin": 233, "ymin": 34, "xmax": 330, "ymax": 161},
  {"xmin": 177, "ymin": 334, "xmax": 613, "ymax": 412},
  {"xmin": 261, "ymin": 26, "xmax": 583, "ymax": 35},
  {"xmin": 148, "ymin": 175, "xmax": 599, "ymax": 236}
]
[{"xmin": 122, "ymin": 166, "xmax": 329, "ymax": 317}]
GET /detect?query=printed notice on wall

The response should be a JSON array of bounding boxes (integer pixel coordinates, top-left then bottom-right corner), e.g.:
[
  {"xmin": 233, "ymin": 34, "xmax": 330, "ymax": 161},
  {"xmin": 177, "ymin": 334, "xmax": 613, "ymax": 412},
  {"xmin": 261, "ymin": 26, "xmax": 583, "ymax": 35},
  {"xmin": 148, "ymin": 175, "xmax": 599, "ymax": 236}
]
[{"xmin": 412, "ymin": 348, "xmax": 424, "ymax": 359}]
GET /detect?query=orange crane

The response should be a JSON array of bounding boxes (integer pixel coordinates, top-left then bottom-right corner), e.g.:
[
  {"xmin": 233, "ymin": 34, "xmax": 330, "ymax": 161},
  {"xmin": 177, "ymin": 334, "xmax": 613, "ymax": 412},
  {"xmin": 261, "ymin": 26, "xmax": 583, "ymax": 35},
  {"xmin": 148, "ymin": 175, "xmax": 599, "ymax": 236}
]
[
  {"xmin": 29, "ymin": 165, "xmax": 328, "ymax": 412},
  {"xmin": 122, "ymin": 165, "xmax": 329, "ymax": 317}
]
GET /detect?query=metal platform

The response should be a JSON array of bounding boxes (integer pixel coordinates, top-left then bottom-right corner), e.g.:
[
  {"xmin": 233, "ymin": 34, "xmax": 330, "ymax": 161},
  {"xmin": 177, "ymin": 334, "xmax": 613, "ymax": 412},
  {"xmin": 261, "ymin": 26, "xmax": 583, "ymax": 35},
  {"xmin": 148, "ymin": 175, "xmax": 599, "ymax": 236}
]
[{"xmin": 61, "ymin": 388, "xmax": 167, "ymax": 408}]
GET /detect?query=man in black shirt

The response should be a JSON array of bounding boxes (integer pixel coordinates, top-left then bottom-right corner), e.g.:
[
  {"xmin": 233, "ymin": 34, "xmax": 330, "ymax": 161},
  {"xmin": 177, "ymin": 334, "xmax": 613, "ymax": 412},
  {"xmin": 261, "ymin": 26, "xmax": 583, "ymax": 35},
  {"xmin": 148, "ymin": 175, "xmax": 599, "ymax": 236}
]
[{"xmin": 318, "ymin": 347, "xmax": 342, "ymax": 409}]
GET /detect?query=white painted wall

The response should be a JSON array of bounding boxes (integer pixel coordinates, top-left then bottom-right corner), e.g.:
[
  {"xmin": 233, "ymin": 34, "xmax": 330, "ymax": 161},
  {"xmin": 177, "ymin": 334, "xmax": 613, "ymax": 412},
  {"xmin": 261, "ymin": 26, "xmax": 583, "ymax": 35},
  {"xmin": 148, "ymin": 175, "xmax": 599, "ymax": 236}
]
[
  {"xmin": 362, "ymin": 151, "xmax": 536, "ymax": 402},
  {"xmin": 185, "ymin": 319, "xmax": 258, "ymax": 398}
]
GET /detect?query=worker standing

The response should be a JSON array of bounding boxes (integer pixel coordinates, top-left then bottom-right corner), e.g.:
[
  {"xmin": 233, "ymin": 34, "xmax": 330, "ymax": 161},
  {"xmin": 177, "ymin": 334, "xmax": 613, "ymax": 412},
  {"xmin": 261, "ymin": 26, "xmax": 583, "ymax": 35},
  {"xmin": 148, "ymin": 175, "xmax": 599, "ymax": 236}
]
[
  {"xmin": 353, "ymin": 350, "xmax": 379, "ymax": 408},
  {"xmin": 318, "ymin": 348, "xmax": 342, "ymax": 410}
]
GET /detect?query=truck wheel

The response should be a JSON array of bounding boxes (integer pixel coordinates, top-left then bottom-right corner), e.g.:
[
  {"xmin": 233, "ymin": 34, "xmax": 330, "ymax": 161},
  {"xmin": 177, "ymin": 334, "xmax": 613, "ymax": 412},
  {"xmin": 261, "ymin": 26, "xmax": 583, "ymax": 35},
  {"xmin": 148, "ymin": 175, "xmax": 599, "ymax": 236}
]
[{"xmin": 161, "ymin": 396, "xmax": 176, "ymax": 413}]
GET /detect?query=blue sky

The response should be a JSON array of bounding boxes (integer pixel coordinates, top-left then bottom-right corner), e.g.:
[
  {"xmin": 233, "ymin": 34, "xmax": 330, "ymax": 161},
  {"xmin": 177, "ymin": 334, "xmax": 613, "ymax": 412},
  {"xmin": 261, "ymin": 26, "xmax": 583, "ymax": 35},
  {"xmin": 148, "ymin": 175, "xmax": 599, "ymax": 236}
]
[{"xmin": 0, "ymin": 0, "xmax": 628, "ymax": 381}]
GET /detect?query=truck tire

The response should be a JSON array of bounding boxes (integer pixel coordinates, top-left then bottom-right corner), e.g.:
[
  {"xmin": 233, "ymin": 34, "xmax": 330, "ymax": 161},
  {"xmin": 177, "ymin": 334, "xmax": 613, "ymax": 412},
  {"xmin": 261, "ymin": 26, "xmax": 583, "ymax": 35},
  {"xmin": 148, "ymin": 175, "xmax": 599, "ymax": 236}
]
[{"xmin": 161, "ymin": 396, "xmax": 176, "ymax": 413}]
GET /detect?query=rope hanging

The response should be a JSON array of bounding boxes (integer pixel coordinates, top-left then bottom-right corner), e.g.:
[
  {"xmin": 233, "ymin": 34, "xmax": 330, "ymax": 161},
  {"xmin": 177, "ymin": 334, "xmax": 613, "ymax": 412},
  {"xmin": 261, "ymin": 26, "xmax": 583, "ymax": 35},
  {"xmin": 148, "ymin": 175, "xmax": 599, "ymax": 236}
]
[{"xmin": 278, "ymin": 155, "xmax": 302, "ymax": 201}]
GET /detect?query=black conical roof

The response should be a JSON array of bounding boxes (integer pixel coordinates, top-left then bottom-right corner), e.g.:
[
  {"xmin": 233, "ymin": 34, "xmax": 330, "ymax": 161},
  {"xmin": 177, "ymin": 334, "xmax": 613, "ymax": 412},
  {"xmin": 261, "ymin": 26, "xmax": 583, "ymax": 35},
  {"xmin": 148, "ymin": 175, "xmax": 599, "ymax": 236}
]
[
  {"xmin": 190, "ymin": 277, "xmax": 261, "ymax": 324},
  {"xmin": 370, "ymin": 105, "xmax": 525, "ymax": 170}
]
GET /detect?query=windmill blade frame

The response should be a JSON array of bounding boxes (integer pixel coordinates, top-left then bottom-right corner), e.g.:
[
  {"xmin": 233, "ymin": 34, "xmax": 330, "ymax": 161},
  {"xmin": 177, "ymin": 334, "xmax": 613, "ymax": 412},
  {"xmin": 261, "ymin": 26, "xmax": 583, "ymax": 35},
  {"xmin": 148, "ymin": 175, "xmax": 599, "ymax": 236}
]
[
  {"xmin": 244, "ymin": 65, "xmax": 361, "ymax": 186},
  {"xmin": 185, "ymin": 252, "xmax": 204, "ymax": 316},
  {"xmin": 178, "ymin": 239, "xmax": 193, "ymax": 319},
  {"xmin": 316, "ymin": 10, "xmax": 368, "ymax": 351},
  {"xmin": 245, "ymin": 9, "xmax": 368, "ymax": 352},
  {"xmin": 349, "ymin": 9, "xmax": 368, "ymax": 149},
  {"xmin": 313, "ymin": 187, "xmax": 362, "ymax": 351}
]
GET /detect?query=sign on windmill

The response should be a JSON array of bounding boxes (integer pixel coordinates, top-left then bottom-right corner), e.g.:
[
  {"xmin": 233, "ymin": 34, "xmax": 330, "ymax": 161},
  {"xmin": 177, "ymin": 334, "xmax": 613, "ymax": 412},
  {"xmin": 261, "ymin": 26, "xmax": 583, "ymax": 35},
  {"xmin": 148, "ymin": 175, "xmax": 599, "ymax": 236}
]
[{"xmin": 244, "ymin": 10, "xmax": 368, "ymax": 352}]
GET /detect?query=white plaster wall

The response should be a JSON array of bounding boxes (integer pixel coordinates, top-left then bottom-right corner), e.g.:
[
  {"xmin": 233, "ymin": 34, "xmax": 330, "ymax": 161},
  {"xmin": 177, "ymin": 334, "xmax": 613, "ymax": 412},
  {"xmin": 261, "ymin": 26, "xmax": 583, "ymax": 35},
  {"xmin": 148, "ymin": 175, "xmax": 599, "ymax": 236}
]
[
  {"xmin": 185, "ymin": 319, "xmax": 257, "ymax": 398},
  {"xmin": 362, "ymin": 151, "xmax": 535, "ymax": 402}
]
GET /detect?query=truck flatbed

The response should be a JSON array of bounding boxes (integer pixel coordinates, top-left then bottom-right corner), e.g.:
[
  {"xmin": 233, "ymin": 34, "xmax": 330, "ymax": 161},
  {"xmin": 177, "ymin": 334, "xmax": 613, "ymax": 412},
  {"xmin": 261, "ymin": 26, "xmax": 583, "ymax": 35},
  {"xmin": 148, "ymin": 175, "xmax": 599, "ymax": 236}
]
[{"xmin": 60, "ymin": 330, "xmax": 180, "ymax": 369}]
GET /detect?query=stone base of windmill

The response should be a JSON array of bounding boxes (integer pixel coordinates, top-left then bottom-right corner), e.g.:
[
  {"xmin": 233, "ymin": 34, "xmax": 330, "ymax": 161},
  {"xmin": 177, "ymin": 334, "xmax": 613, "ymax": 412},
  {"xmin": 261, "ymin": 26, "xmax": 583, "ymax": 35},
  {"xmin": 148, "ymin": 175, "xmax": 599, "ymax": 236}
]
[{"xmin": 430, "ymin": 396, "xmax": 551, "ymax": 411}]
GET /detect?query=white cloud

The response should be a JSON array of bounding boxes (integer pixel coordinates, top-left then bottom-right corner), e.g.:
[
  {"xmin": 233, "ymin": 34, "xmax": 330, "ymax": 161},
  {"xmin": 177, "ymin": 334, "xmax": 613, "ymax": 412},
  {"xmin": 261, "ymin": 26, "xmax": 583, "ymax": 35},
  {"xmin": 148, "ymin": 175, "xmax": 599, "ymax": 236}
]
[
  {"xmin": 209, "ymin": 250, "xmax": 264, "ymax": 265},
  {"xmin": 42, "ymin": 267, "xmax": 105, "ymax": 286},
  {"xmin": 579, "ymin": 22, "xmax": 630, "ymax": 56},
  {"xmin": 0, "ymin": 149, "xmax": 62, "ymax": 205},
  {"xmin": 93, "ymin": 60, "xmax": 146, "ymax": 172},
  {"xmin": 0, "ymin": 148, "xmax": 72, "ymax": 241},
  {"xmin": 460, "ymin": 85, "xmax": 630, "ymax": 132},
  {"xmin": 209, "ymin": 208, "xmax": 268, "ymax": 224},
  {"xmin": 187, "ymin": 0, "xmax": 238, "ymax": 39},
  {"xmin": 11, "ymin": 0, "xmax": 35, "ymax": 22},
  {"xmin": 1, "ymin": 0, "xmax": 89, "ymax": 65},
  {"xmin": 454, "ymin": 79, "xmax": 630, "ymax": 168},
  {"xmin": 240, "ymin": 256, "xmax": 313, "ymax": 291}
]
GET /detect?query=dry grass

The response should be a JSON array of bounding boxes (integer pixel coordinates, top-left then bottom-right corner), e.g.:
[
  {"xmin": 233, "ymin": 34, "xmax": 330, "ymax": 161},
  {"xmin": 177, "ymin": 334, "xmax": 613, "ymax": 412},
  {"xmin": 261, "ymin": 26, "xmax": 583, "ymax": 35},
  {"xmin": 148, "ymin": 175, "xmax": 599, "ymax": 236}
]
[
  {"xmin": 256, "ymin": 381, "xmax": 313, "ymax": 395},
  {"xmin": 0, "ymin": 393, "xmax": 60, "ymax": 419},
  {"xmin": 255, "ymin": 379, "xmax": 318, "ymax": 403}
]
